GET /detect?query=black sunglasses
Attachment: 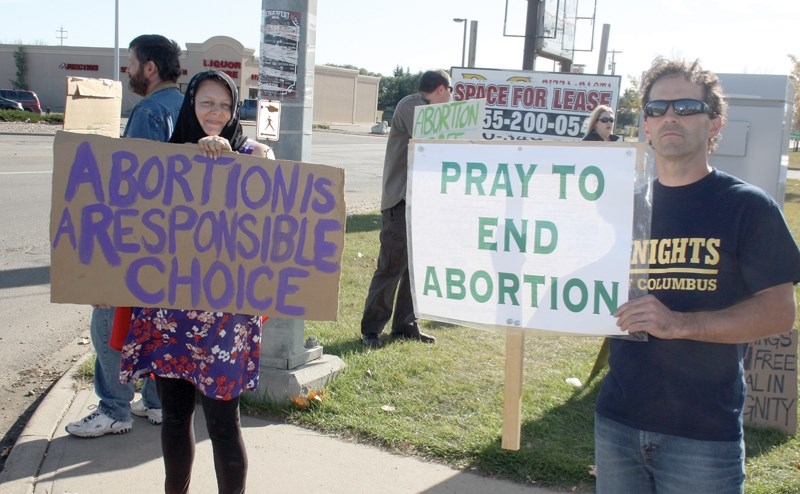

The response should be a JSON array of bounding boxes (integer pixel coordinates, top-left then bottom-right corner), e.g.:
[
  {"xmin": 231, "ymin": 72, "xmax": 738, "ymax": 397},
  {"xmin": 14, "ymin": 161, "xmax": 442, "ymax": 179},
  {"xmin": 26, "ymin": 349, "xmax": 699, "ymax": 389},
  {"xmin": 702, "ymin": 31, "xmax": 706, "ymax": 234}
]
[
  {"xmin": 446, "ymin": 85, "xmax": 453, "ymax": 93},
  {"xmin": 598, "ymin": 117, "xmax": 614, "ymax": 123},
  {"xmin": 644, "ymin": 98, "xmax": 716, "ymax": 118}
]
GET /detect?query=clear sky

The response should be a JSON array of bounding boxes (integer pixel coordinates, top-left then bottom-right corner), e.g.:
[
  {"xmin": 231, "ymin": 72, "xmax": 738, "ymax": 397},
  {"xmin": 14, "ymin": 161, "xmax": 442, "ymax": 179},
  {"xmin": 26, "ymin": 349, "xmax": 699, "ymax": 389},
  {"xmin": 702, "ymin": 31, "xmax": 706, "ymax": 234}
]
[{"xmin": 1, "ymin": 0, "xmax": 797, "ymax": 89}]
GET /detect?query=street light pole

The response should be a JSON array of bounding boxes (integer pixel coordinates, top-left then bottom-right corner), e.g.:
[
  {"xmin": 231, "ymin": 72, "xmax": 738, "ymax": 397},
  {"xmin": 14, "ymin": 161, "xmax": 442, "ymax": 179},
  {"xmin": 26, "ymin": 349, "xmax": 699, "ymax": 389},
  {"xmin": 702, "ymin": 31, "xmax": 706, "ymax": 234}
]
[{"xmin": 453, "ymin": 18, "xmax": 467, "ymax": 67}]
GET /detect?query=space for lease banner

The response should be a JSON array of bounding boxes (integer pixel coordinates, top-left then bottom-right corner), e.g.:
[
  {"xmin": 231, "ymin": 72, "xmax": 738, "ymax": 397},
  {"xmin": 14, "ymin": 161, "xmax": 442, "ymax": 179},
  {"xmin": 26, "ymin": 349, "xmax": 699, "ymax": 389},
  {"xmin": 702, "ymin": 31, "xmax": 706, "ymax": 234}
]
[
  {"xmin": 451, "ymin": 68, "xmax": 621, "ymax": 142},
  {"xmin": 49, "ymin": 131, "xmax": 345, "ymax": 320},
  {"xmin": 407, "ymin": 140, "xmax": 647, "ymax": 335}
]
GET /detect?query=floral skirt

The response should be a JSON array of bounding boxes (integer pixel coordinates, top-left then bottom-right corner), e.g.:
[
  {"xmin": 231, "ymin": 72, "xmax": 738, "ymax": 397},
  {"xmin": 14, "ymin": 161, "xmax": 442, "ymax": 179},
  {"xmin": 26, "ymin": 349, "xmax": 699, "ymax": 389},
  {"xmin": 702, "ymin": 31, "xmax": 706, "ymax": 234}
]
[{"xmin": 120, "ymin": 308, "xmax": 261, "ymax": 400}]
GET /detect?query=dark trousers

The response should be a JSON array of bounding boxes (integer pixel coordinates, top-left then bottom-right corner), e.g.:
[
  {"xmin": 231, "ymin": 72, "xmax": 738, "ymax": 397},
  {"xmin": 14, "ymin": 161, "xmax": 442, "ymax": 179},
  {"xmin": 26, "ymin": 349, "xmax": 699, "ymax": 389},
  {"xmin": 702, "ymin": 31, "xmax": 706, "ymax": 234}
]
[
  {"xmin": 157, "ymin": 377, "xmax": 247, "ymax": 494},
  {"xmin": 361, "ymin": 201, "xmax": 415, "ymax": 335}
]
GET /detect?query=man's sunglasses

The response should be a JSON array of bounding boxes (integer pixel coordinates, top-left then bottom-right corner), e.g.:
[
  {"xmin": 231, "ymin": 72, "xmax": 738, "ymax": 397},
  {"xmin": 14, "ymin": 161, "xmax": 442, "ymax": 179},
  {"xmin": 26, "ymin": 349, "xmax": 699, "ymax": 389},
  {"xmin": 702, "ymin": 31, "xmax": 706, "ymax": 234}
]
[
  {"xmin": 598, "ymin": 117, "xmax": 614, "ymax": 123},
  {"xmin": 643, "ymin": 99, "xmax": 716, "ymax": 118}
]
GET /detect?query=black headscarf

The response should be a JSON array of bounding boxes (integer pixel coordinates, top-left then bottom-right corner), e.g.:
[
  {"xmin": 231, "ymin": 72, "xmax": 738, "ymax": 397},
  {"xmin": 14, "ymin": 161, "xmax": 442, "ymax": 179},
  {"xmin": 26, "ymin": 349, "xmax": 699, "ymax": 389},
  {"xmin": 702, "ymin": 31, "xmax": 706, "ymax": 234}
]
[{"xmin": 169, "ymin": 69, "xmax": 248, "ymax": 151}]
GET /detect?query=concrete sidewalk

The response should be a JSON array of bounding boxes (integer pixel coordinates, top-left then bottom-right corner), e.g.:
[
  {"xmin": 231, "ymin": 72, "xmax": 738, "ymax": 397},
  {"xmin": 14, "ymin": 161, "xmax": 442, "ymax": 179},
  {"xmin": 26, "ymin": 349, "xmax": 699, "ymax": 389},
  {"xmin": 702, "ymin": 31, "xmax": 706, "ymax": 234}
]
[{"xmin": 0, "ymin": 354, "xmax": 557, "ymax": 494}]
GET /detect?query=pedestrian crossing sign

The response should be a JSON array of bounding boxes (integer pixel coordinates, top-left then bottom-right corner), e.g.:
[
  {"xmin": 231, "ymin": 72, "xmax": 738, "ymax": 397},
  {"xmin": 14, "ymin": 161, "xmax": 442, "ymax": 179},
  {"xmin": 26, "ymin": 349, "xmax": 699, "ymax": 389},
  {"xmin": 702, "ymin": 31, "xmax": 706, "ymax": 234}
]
[{"xmin": 256, "ymin": 100, "xmax": 281, "ymax": 141}]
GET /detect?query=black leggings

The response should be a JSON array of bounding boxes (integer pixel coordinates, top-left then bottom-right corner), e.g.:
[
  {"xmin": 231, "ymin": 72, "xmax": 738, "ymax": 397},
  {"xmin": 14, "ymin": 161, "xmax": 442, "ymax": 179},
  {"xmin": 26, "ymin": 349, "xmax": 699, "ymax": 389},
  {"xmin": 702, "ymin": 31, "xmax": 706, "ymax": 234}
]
[{"xmin": 156, "ymin": 377, "xmax": 247, "ymax": 494}]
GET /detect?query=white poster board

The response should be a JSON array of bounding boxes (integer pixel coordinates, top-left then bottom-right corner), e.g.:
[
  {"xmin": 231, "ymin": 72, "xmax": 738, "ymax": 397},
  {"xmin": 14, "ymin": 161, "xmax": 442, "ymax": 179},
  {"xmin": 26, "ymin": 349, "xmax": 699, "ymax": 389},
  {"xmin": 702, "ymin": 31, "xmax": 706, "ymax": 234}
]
[{"xmin": 408, "ymin": 140, "xmax": 648, "ymax": 336}]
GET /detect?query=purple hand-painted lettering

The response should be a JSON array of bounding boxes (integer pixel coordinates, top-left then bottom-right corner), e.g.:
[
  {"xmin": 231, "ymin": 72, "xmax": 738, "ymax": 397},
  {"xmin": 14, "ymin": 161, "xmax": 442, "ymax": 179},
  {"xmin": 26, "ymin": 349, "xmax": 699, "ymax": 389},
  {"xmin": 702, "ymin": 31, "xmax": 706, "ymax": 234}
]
[
  {"xmin": 204, "ymin": 260, "xmax": 235, "ymax": 308},
  {"xmin": 52, "ymin": 207, "xmax": 77, "ymax": 250},
  {"xmin": 79, "ymin": 204, "xmax": 120, "ymax": 266},
  {"xmin": 240, "ymin": 165, "xmax": 272, "ymax": 209},
  {"xmin": 113, "ymin": 208, "xmax": 140, "ymax": 254},
  {"xmin": 141, "ymin": 208, "xmax": 166, "ymax": 254},
  {"xmin": 168, "ymin": 205, "xmax": 197, "ymax": 255},
  {"xmin": 164, "ymin": 154, "xmax": 194, "ymax": 206},
  {"xmin": 168, "ymin": 256, "xmax": 201, "ymax": 307},
  {"xmin": 194, "ymin": 154, "xmax": 235, "ymax": 206},
  {"xmin": 312, "ymin": 177, "xmax": 336, "ymax": 213},
  {"xmin": 126, "ymin": 256, "xmax": 165, "ymax": 304},
  {"xmin": 64, "ymin": 141, "xmax": 104, "ymax": 203},
  {"xmin": 276, "ymin": 267, "xmax": 307, "ymax": 316},
  {"xmin": 108, "ymin": 150, "xmax": 139, "ymax": 207}
]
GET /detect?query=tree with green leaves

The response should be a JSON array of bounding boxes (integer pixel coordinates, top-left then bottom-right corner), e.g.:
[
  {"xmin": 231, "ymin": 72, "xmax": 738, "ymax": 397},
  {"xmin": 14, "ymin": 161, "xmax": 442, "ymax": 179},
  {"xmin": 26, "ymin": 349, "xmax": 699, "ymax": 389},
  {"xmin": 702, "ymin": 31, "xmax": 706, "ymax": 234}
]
[
  {"xmin": 615, "ymin": 76, "xmax": 641, "ymax": 134},
  {"xmin": 378, "ymin": 66, "xmax": 421, "ymax": 111},
  {"xmin": 10, "ymin": 46, "xmax": 28, "ymax": 90}
]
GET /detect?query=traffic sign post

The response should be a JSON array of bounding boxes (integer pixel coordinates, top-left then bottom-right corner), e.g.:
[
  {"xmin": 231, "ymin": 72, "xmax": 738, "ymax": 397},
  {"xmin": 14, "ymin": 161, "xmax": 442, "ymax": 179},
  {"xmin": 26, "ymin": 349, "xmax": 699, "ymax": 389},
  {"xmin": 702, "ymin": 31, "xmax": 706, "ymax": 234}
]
[{"xmin": 256, "ymin": 99, "xmax": 281, "ymax": 141}]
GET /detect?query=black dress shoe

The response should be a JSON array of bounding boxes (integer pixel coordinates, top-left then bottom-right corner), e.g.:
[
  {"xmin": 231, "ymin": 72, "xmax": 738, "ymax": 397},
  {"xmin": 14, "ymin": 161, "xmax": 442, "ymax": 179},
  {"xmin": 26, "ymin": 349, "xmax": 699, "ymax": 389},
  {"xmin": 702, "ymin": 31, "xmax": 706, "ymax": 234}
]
[
  {"xmin": 362, "ymin": 333, "xmax": 383, "ymax": 348},
  {"xmin": 390, "ymin": 323, "xmax": 436, "ymax": 344}
]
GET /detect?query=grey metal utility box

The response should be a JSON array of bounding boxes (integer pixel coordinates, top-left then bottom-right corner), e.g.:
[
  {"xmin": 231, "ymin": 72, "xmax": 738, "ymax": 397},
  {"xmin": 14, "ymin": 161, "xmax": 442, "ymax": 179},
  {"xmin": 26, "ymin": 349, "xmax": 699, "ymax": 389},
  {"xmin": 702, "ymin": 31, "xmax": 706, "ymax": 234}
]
[{"xmin": 713, "ymin": 74, "xmax": 794, "ymax": 206}]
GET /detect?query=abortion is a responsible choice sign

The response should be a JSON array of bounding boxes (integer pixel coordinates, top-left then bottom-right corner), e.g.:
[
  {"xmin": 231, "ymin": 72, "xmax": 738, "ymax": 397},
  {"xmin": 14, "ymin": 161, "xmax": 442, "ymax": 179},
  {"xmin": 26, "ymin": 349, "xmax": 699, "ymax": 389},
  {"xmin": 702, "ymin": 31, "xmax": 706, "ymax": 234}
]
[
  {"xmin": 50, "ymin": 132, "xmax": 346, "ymax": 320},
  {"xmin": 407, "ymin": 140, "xmax": 648, "ymax": 335}
]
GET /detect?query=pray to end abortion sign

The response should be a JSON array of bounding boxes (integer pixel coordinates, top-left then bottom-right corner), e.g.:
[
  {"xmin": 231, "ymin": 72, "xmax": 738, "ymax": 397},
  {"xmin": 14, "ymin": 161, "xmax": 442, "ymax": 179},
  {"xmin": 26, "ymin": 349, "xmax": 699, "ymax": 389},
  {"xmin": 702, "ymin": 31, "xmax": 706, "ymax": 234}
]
[
  {"xmin": 50, "ymin": 132, "xmax": 346, "ymax": 320},
  {"xmin": 407, "ymin": 140, "xmax": 649, "ymax": 335}
]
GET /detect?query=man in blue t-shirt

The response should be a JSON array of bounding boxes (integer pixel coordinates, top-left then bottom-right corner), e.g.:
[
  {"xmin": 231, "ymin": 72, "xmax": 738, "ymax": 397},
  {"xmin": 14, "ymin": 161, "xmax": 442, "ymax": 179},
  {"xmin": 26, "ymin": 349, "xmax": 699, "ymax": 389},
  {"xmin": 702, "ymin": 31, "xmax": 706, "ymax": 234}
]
[
  {"xmin": 594, "ymin": 58, "xmax": 800, "ymax": 493},
  {"xmin": 65, "ymin": 34, "xmax": 184, "ymax": 438}
]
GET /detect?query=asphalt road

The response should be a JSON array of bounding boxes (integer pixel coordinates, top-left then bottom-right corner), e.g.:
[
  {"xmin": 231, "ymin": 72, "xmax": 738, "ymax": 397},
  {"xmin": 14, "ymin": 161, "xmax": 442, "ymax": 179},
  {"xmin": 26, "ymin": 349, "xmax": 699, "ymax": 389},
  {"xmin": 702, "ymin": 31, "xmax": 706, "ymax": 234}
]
[{"xmin": 0, "ymin": 130, "xmax": 385, "ymax": 468}]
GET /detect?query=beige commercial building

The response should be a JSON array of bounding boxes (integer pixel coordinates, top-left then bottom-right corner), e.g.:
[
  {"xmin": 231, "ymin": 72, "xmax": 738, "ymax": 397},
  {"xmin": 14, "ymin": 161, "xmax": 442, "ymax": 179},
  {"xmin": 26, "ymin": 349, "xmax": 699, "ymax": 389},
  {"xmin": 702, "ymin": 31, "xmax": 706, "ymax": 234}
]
[{"xmin": 0, "ymin": 36, "xmax": 380, "ymax": 124}]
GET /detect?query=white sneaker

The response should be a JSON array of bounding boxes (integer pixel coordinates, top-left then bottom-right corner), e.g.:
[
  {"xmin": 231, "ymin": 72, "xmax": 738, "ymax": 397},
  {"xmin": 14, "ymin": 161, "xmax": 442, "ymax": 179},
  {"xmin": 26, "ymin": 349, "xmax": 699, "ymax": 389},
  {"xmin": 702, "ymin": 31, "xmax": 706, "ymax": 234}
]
[
  {"xmin": 65, "ymin": 410, "xmax": 132, "ymax": 438},
  {"xmin": 131, "ymin": 398, "xmax": 162, "ymax": 425}
]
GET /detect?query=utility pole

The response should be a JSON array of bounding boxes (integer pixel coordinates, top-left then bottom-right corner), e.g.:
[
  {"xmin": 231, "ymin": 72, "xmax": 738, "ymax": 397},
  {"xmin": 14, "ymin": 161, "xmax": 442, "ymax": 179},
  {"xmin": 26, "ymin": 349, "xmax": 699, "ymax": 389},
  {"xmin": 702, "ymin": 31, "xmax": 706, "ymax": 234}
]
[
  {"xmin": 467, "ymin": 20, "xmax": 478, "ymax": 68},
  {"xmin": 608, "ymin": 49, "xmax": 622, "ymax": 75},
  {"xmin": 596, "ymin": 23, "xmax": 610, "ymax": 75},
  {"xmin": 56, "ymin": 26, "xmax": 68, "ymax": 46},
  {"xmin": 252, "ymin": 0, "xmax": 344, "ymax": 406}
]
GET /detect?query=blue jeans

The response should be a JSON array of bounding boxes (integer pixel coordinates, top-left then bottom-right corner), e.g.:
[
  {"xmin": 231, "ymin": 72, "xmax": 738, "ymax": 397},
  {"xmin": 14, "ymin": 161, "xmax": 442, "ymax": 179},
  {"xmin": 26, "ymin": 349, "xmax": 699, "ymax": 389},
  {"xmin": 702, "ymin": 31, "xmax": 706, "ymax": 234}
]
[
  {"xmin": 594, "ymin": 413, "xmax": 744, "ymax": 494},
  {"xmin": 90, "ymin": 307, "xmax": 160, "ymax": 421}
]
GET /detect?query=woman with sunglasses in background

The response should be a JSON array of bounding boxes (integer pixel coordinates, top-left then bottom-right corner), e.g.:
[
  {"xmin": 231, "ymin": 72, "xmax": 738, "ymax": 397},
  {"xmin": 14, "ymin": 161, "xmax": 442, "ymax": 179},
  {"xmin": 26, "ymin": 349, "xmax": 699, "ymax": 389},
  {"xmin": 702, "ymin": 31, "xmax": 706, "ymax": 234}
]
[{"xmin": 582, "ymin": 104, "xmax": 620, "ymax": 141}]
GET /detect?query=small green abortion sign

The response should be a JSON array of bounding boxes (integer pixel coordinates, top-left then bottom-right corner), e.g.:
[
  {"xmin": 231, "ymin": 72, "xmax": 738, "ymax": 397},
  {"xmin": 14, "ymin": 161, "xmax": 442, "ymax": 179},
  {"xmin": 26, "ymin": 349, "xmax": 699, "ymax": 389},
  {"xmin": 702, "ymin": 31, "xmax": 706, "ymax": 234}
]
[{"xmin": 412, "ymin": 99, "xmax": 486, "ymax": 140}]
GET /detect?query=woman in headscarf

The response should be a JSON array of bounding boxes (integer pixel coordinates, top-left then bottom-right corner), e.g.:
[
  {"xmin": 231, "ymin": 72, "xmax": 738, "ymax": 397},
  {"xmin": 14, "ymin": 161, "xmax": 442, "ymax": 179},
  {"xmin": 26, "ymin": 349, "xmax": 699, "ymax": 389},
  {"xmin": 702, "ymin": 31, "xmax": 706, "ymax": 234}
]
[
  {"xmin": 170, "ymin": 69, "xmax": 274, "ymax": 159},
  {"xmin": 582, "ymin": 104, "xmax": 620, "ymax": 142},
  {"xmin": 119, "ymin": 70, "xmax": 269, "ymax": 494}
]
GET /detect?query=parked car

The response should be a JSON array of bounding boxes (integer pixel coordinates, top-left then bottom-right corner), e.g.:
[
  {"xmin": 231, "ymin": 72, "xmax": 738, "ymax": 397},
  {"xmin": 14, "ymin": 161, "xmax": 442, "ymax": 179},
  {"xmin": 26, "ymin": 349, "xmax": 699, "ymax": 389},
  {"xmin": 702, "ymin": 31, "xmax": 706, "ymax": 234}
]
[
  {"xmin": 240, "ymin": 98, "xmax": 257, "ymax": 120},
  {"xmin": 0, "ymin": 89, "xmax": 42, "ymax": 113},
  {"xmin": 0, "ymin": 96, "xmax": 23, "ymax": 111}
]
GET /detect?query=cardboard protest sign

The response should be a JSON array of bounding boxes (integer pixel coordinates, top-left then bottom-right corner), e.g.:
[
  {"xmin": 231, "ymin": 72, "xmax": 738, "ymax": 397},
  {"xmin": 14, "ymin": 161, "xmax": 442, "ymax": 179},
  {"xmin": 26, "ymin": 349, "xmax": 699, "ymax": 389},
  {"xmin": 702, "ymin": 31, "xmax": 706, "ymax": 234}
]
[
  {"xmin": 412, "ymin": 99, "xmax": 486, "ymax": 140},
  {"xmin": 50, "ymin": 131, "xmax": 345, "ymax": 320},
  {"xmin": 451, "ymin": 68, "xmax": 621, "ymax": 141},
  {"xmin": 407, "ymin": 140, "xmax": 648, "ymax": 336},
  {"xmin": 744, "ymin": 330, "xmax": 798, "ymax": 434},
  {"xmin": 63, "ymin": 77, "xmax": 122, "ymax": 138}
]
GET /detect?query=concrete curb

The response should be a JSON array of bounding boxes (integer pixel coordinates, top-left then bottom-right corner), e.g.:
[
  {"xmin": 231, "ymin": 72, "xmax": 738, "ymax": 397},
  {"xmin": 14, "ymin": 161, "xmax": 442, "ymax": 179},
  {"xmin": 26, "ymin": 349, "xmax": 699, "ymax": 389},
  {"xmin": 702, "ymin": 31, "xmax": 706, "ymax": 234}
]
[{"xmin": 0, "ymin": 354, "xmax": 90, "ymax": 493}]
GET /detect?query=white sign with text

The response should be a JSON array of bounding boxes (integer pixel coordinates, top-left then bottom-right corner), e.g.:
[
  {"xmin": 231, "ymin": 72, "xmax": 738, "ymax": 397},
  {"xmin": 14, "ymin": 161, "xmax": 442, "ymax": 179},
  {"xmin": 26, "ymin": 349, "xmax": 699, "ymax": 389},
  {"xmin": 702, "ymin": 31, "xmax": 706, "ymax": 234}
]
[{"xmin": 408, "ymin": 140, "xmax": 645, "ymax": 335}]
